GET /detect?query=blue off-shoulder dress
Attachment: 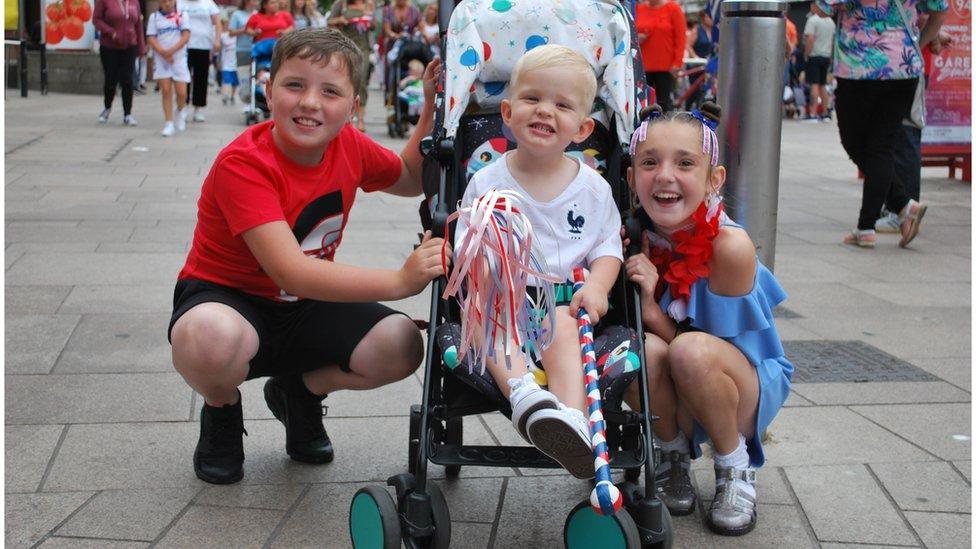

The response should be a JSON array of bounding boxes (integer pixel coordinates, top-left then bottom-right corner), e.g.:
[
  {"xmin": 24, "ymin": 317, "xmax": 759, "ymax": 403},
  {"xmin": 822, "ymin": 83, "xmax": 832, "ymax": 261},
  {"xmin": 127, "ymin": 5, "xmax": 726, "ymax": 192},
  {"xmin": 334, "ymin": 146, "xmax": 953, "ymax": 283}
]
[{"xmin": 658, "ymin": 228, "xmax": 794, "ymax": 468}]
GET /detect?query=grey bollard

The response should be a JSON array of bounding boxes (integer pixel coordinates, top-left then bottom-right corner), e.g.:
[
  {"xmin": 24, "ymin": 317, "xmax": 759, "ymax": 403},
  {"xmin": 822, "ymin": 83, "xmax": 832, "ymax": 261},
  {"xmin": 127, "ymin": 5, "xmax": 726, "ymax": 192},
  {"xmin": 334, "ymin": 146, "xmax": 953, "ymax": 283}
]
[{"xmin": 717, "ymin": 0, "xmax": 786, "ymax": 270}]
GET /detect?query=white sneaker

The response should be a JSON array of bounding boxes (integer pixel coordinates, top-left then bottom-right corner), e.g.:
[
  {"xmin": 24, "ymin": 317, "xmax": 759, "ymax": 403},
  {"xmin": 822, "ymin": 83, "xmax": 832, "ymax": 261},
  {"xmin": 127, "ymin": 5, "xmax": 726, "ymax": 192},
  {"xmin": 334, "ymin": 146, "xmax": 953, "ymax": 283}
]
[
  {"xmin": 192, "ymin": 109, "xmax": 206, "ymax": 122},
  {"xmin": 527, "ymin": 404, "xmax": 594, "ymax": 479},
  {"xmin": 176, "ymin": 108, "xmax": 188, "ymax": 131},
  {"xmin": 97, "ymin": 108, "xmax": 110, "ymax": 123},
  {"xmin": 161, "ymin": 122, "xmax": 175, "ymax": 137},
  {"xmin": 507, "ymin": 373, "xmax": 558, "ymax": 443},
  {"xmin": 874, "ymin": 211, "xmax": 900, "ymax": 233},
  {"xmin": 123, "ymin": 115, "xmax": 138, "ymax": 126}
]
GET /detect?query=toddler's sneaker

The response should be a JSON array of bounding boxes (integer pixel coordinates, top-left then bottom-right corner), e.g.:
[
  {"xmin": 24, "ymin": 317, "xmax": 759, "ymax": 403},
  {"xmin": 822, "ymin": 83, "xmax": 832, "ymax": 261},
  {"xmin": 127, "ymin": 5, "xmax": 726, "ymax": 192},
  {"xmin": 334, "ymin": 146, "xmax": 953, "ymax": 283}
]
[
  {"xmin": 161, "ymin": 122, "xmax": 175, "ymax": 137},
  {"xmin": 898, "ymin": 199, "xmax": 927, "ymax": 248},
  {"xmin": 874, "ymin": 211, "xmax": 901, "ymax": 233},
  {"xmin": 526, "ymin": 404, "xmax": 594, "ymax": 479},
  {"xmin": 655, "ymin": 450, "xmax": 697, "ymax": 515},
  {"xmin": 98, "ymin": 108, "xmax": 110, "ymax": 123},
  {"xmin": 508, "ymin": 372, "xmax": 558, "ymax": 443},
  {"xmin": 176, "ymin": 108, "xmax": 188, "ymax": 131},
  {"xmin": 193, "ymin": 109, "xmax": 207, "ymax": 122},
  {"xmin": 706, "ymin": 465, "xmax": 758, "ymax": 536},
  {"xmin": 123, "ymin": 115, "xmax": 138, "ymax": 126}
]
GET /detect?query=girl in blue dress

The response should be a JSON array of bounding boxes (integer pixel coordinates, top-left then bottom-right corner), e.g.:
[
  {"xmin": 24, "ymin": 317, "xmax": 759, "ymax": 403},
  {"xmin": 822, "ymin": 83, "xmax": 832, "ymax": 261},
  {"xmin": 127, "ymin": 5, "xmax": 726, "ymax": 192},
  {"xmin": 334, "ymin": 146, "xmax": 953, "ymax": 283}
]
[{"xmin": 623, "ymin": 102, "xmax": 793, "ymax": 536}]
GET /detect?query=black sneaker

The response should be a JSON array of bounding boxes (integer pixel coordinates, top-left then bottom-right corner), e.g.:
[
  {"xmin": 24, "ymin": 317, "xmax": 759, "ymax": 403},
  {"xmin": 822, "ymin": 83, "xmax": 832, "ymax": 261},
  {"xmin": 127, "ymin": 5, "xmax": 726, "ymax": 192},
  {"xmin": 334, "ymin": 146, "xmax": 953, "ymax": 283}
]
[
  {"xmin": 264, "ymin": 376, "xmax": 334, "ymax": 464},
  {"xmin": 194, "ymin": 392, "xmax": 247, "ymax": 484}
]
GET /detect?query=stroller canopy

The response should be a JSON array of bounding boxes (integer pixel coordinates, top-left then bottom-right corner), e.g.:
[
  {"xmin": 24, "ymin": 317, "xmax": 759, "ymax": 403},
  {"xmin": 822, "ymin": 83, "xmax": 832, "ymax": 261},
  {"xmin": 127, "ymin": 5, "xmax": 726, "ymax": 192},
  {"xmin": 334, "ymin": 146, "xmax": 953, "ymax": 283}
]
[{"xmin": 443, "ymin": 0, "xmax": 646, "ymax": 146}]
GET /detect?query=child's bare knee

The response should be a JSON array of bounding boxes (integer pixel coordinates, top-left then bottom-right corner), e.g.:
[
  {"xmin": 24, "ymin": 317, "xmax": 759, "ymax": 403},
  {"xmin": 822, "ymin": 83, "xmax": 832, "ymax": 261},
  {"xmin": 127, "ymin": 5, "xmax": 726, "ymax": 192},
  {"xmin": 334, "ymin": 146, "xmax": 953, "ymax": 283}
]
[{"xmin": 172, "ymin": 305, "xmax": 252, "ymax": 373}]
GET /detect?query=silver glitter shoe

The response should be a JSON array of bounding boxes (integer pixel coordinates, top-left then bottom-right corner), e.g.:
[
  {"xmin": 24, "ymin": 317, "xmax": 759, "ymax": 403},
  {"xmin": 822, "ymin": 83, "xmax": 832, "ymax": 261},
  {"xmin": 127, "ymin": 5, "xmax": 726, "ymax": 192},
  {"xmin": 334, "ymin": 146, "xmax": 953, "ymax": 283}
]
[
  {"xmin": 654, "ymin": 450, "xmax": 697, "ymax": 515},
  {"xmin": 706, "ymin": 466, "xmax": 757, "ymax": 536}
]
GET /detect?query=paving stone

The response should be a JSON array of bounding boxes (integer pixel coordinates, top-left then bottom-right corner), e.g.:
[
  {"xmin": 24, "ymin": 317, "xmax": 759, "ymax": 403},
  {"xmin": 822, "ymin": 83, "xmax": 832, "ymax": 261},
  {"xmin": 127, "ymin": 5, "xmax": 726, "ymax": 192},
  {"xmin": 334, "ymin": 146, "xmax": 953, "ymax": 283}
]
[
  {"xmin": 784, "ymin": 464, "xmax": 916, "ymax": 545},
  {"xmin": 951, "ymin": 460, "xmax": 970, "ymax": 483},
  {"xmin": 56, "ymin": 488, "xmax": 199, "ymax": 541},
  {"xmin": 6, "ymin": 253, "xmax": 186, "ymax": 286},
  {"xmin": 910, "ymin": 358, "xmax": 971, "ymax": 391},
  {"xmin": 846, "ymin": 281, "xmax": 970, "ymax": 308},
  {"xmin": 903, "ymin": 510, "xmax": 971, "ymax": 549},
  {"xmin": 5, "ymin": 247, "xmax": 25, "ymax": 270},
  {"xmin": 57, "ymin": 286, "xmax": 172, "ymax": 314},
  {"xmin": 5, "ymin": 425, "xmax": 64, "ymax": 493},
  {"xmin": 4, "ymin": 286, "xmax": 71, "ymax": 314},
  {"xmin": 784, "ymin": 391, "xmax": 815, "ymax": 407},
  {"xmin": 5, "ymin": 202, "xmax": 135, "ymax": 221},
  {"xmin": 5, "ymin": 373, "xmax": 192, "ymax": 424},
  {"xmin": 39, "ymin": 190, "xmax": 123, "ymax": 203},
  {"xmin": 449, "ymin": 522, "xmax": 493, "ymax": 548},
  {"xmin": 38, "ymin": 537, "xmax": 150, "ymax": 548},
  {"xmin": 851, "ymin": 403, "xmax": 971, "ymax": 461},
  {"xmin": 194, "ymin": 483, "xmax": 307, "ymax": 511},
  {"xmin": 765, "ymin": 407, "xmax": 932, "ymax": 466},
  {"xmin": 792, "ymin": 381, "xmax": 970, "ymax": 405},
  {"xmin": 128, "ymin": 203, "xmax": 198, "ymax": 221},
  {"xmin": 870, "ymin": 461, "xmax": 971, "ymax": 513},
  {"xmin": 437, "ymin": 477, "xmax": 504, "ymax": 523},
  {"xmin": 8, "ymin": 172, "xmax": 146, "ymax": 188},
  {"xmin": 155, "ymin": 505, "xmax": 282, "ymax": 549},
  {"xmin": 128, "ymin": 221, "xmax": 195, "ymax": 244},
  {"xmin": 96, "ymin": 242, "xmax": 189, "ymax": 253},
  {"xmin": 4, "ymin": 314, "xmax": 81, "ymax": 374},
  {"xmin": 268, "ymin": 482, "xmax": 363, "ymax": 548},
  {"xmin": 692, "ymin": 466, "xmax": 794, "ymax": 506},
  {"xmin": 5, "ymin": 492, "xmax": 94, "ymax": 548},
  {"xmin": 54, "ymin": 314, "xmax": 174, "ymax": 374},
  {"xmin": 671, "ymin": 504, "xmax": 816, "ymax": 548},
  {"xmin": 6, "ymin": 243, "xmax": 99, "ymax": 256}
]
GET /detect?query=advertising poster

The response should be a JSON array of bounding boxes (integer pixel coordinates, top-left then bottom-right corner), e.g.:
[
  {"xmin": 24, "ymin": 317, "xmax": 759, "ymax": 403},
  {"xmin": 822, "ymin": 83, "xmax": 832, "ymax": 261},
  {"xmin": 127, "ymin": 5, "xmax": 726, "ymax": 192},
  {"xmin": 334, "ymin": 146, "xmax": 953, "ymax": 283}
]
[
  {"xmin": 922, "ymin": 0, "xmax": 971, "ymax": 145},
  {"xmin": 6, "ymin": 0, "xmax": 18, "ymax": 30},
  {"xmin": 44, "ymin": 0, "xmax": 96, "ymax": 50}
]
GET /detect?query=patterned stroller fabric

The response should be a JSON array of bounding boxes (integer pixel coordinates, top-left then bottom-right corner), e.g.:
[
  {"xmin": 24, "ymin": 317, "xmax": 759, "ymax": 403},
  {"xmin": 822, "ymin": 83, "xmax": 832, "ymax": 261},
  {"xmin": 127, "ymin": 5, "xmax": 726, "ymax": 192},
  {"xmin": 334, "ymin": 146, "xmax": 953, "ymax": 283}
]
[{"xmin": 442, "ymin": 0, "xmax": 647, "ymax": 145}]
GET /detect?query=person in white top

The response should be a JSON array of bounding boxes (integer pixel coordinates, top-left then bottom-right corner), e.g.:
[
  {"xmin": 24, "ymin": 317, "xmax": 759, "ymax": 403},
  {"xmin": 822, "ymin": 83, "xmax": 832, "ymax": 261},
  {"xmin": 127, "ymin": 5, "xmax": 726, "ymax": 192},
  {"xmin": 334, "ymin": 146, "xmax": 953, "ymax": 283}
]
[
  {"xmin": 454, "ymin": 45, "xmax": 623, "ymax": 480},
  {"xmin": 219, "ymin": 15, "xmax": 240, "ymax": 105},
  {"xmin": 178, "ymin": 0, "xmax": 222, "ymax": 121},
  {"xmin": 802, "ymin": 4, "xmax": 836, "ymax": 120},
  {"xmin": 146, "ymin": 0, "xmax": 191, "ymax": 136}
]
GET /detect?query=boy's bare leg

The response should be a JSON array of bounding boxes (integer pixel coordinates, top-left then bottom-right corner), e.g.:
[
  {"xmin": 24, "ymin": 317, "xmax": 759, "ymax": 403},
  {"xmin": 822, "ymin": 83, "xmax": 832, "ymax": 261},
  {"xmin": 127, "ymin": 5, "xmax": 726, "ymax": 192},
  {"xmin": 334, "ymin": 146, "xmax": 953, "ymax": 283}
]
[
  {"xmin": 159, "ymin": 78, "xmax": 174, "ymax": 121},
  {"xmin": 171, "ymin": 302, "xmax": 257, "ymax": 406},
  {"xmin": 302, "ymin": 314, "xmax": 423, "ymax": 395},
  {"xmin": 539, "ymin": 306, "xmax": 585, "ymax": 412}
]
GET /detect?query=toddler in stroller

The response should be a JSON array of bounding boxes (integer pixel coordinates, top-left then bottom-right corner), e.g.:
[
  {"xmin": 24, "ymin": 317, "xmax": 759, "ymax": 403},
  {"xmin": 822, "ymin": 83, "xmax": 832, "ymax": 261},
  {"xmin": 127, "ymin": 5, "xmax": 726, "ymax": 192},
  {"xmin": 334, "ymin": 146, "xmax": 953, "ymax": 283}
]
[
  {"xmin": 245, "ymin": 38, "xmax": 275, "ymax": 124},
  {"xmin": 384, "ymin": 36, "xmax": 431, "ymax": 137},
  {"xmin": 397, "ymin": 59, "xmax": 426, "ymax": 119}
]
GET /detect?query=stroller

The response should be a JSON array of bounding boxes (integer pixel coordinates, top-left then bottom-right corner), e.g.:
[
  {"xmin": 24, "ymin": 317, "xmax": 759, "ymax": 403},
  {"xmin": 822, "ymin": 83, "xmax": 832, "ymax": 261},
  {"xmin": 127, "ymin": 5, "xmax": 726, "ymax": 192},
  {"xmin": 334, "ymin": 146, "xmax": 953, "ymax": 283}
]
[
  {"xmin": 347, "ymin": 1, "xmax": 675, "ymax": 548},
  {"xmin": 384, "ymin": 35, "xmax": 432, "ymax": 138},
  {"xmin": 244, "ymin": 38, "xmax": 275, "ymax": 125}
]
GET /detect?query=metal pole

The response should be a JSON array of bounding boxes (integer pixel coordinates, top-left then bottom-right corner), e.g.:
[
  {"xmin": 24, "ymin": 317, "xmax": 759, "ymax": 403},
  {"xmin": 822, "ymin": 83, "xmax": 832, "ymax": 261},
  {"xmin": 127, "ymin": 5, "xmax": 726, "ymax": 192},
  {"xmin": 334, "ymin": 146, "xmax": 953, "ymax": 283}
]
[
  {"xmin": 18, "ymin": 0, "xmax": 27, "ymax": 96},
  {"xmin": 40, "ymin": 0, "xmax": 48, "ymax": 95},
  {"xmin": 717, "ymin": 0, "xmax": 786, "ymax": 270}
]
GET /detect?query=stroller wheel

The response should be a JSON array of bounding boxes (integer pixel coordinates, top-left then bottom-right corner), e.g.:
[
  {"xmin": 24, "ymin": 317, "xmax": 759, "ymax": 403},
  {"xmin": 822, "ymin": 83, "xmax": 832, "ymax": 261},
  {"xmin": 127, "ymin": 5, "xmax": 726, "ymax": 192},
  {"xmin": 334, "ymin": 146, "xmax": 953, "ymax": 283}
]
[
  {"xmin": 349, "ymin": 485, "xmax": 401, "ymax": 549},
  {"xmin": 444, "ymin": 417, "xmax": 462, "ymax": 478},
  {"xmin": 564, "ymin": 499, "xmax": 641, "ymax": 549},
  {"xmin": 408, "ymin": 404, "xmax": 422, "ymax": 476},
  {"xmin": 424, "ymin": 483, "xmax": 452, "ymax": 549}
]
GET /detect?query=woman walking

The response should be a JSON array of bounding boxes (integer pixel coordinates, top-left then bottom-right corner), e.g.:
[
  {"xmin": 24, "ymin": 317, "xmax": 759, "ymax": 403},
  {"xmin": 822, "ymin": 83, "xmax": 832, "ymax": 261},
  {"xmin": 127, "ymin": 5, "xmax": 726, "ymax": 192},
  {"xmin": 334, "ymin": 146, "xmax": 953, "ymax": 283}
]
[
  {"xmin": 328, "ymin": 0, "xmax": 375, "ymax": 131},
  {"xmin": 635, "ymin": 0, "xmax": 686, "ymax": 112},
  {"xmin": 180, "ymin": 0, "xmax": 221, "ymax": 122},
  {"xmin": 93, "ymin": 0, "xmax": 146, "ymax": 125}
]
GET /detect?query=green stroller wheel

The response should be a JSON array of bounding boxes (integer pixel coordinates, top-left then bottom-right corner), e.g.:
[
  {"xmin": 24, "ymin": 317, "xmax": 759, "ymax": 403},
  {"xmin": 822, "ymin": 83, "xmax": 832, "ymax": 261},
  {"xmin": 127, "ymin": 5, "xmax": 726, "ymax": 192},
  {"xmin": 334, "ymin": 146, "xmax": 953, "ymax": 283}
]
[
  {"xmin": 564, "ymin": 499, "xmax": 641, "ymax": 549},
  {"xmin": 349, "ymin": 485, "xmax": 401, "ymax": 549}
]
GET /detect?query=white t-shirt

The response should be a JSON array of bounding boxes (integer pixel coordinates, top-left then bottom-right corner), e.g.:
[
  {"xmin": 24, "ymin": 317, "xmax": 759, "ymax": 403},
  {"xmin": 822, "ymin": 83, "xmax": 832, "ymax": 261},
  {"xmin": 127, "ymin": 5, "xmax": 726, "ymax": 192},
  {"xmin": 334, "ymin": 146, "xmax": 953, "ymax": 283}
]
[
  {"xmin": 220, "ymin": 31, "xmax": 237, "ymax": 71},
  {"xmin": 803, "ymin": 13, "xmax": 835, "ymax": 59},
  {"xmin": 146, "ymin": 9, "xmax": 190, "ymax": 55},
  {"xmin": 456, "ymin": 152, "xmax": 623, "ymax": 284},
  {"xmin": 177, "ymin": 0, "xmax": 220, "ymax": 50}
]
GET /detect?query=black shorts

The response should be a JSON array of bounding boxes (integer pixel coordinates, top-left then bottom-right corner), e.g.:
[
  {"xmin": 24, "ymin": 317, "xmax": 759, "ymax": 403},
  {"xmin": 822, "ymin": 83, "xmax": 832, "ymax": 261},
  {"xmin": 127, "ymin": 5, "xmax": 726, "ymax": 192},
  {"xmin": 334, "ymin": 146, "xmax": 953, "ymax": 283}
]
[
  {"xmin": 168, "ymin": 278, "xmax": 404, "ymax": 379},
  {"xmin": 805, "ymin": 56, "xmax": 830, "ymax": 85}
]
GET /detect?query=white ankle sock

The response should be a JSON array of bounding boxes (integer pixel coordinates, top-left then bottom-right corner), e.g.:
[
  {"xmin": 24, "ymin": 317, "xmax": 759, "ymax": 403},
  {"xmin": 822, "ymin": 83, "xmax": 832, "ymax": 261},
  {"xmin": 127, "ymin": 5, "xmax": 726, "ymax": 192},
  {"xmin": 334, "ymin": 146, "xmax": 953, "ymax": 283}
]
[
  {"xmin": 713, "ymin": 434, "xmax": 755, "ymax": 498},
  {"xmin": 659, "ymin": 434, "xmax": 690, "ymax": 454}
]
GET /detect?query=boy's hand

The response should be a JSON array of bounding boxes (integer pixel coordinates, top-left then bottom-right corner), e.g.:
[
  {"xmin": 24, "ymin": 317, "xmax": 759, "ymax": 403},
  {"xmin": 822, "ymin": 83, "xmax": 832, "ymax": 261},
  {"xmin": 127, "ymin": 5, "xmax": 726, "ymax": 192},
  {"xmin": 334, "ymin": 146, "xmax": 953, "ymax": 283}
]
[
  {"xmin": 624, "ymin": 231, "xmax": 658, "ymax": 301},
  {"xmin": 398, "ymin": 231, "xmax": 451, "ymax": 297},
  {"xmin": 570, "ymin": 284, "xmax": 610, "ymax": 325},
  {"xmin": 422, "ymin": 56, "xmax": 441, "ymax": 104}
]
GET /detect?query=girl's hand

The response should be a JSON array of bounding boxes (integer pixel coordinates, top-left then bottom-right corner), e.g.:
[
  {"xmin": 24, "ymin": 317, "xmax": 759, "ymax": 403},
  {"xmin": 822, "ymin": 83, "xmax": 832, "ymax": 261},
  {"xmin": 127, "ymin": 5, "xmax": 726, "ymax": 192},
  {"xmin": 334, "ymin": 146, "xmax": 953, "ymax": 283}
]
[
  {"xmin": 624, "ymin": 231, "xmax": 658, "ymax": 299},
  {"xmin": 570, "ymin": 284, "xmax": 609, "ymax": 325},
  {"xmin": 422, "ymin": 56, "xmax": 441, "ymax": 103}
]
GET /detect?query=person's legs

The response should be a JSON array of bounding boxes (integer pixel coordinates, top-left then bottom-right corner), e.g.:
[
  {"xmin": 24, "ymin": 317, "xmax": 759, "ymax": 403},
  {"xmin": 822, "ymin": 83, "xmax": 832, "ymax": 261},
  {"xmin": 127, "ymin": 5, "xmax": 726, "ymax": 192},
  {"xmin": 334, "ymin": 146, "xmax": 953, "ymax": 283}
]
[
  {"xmin": 187, "ymin": 49, "xmax": 210, "ymax": 109},
  {"xmin": 175, "ymin": 80, "xmax": 189, "ymax": 111},
  {"xmin": 160, "ymin": 78, "xmax": 174, "ymax": 121},
  {"xmin": 99, "ymin": 47, "xmax": 121, "ymax": 114},
  {"xmin": 119, "ymin": 46, "xmax": 137, "ymax": 117},
  {"xmin": 646, "ymin": 71, "xmax": 675, "ymax": 112}
]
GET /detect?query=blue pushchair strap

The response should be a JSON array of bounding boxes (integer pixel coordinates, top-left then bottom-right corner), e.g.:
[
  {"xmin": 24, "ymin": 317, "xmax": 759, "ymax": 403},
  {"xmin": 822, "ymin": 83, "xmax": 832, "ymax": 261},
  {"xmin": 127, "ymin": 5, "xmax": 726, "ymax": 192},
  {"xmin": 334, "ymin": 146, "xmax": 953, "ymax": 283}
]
[{"xmin": 251, "ymin": 38, "xmax": 276, "ymax": 70}]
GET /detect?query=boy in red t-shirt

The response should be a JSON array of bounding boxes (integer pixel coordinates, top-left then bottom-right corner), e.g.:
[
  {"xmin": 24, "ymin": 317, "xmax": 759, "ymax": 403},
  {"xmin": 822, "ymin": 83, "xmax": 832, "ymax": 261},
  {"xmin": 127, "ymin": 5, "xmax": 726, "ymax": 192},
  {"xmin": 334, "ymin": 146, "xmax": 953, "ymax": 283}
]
[{"xmin": 168, "ymin": 27, "xmax": 446, "ymax": 484}]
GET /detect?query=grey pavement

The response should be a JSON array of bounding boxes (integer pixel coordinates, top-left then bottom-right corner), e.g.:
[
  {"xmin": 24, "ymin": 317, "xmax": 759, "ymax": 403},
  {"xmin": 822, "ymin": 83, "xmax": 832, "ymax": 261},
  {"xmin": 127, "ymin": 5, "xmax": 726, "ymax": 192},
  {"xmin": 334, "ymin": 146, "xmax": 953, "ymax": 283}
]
[{"xmin": 5, "ymin": 84, "xmax": 971, "ymax": 548}]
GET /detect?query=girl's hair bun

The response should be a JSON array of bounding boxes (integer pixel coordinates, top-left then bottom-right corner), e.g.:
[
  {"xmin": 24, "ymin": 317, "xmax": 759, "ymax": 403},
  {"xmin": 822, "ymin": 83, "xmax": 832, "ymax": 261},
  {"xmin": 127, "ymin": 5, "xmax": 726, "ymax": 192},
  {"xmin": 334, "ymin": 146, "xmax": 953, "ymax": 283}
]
[
  {"xmin": 639, "ymin": 104, "xmax": 664, "ymax": 122},
  {"xmin": 699, "ymin": 101, "xmax": 722, "ymax": 126}
]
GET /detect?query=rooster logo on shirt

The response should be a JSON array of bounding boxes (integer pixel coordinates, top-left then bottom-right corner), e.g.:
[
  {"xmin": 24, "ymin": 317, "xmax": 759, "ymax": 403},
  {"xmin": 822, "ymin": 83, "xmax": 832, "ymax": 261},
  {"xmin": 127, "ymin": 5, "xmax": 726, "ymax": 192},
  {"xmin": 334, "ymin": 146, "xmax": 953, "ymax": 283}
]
[{"xmin": 567, "ymin": 209, "xmax": 584, "ymax": 235}]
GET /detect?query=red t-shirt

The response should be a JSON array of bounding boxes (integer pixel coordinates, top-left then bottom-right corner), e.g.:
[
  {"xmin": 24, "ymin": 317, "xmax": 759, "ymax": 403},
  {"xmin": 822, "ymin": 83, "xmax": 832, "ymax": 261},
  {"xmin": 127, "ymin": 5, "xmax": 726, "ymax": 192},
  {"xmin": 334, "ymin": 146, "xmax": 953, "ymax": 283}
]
[
  {"xmin": 635, "ymin": 1, "xmax": 687, "ymax": 72},
  {"xmin": 179, "ymin": 121, "xmax": 403, "ymax": 301},
  {"xmin": 246, "ymin": 11, "xmax": 294, "ymax": 42}
]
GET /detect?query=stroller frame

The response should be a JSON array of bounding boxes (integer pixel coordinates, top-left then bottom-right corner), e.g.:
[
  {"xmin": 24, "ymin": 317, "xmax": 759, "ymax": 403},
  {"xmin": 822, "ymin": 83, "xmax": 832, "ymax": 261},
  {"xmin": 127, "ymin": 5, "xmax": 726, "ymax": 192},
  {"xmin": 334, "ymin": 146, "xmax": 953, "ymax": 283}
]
[{"xmin": 384, "ymin": 35, "xmax": 432, "ymax": 139}]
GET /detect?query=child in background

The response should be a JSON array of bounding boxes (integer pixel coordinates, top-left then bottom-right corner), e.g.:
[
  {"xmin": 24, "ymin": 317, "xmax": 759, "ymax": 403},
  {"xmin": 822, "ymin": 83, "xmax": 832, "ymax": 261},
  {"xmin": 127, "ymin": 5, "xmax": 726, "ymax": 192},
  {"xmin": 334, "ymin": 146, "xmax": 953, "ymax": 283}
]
[
  {"xmin": 623, "ymin": 102, "xmax": 794, "ymax": 535},
  {"xmin": 454, "ymin": 45, "xmax": 623, "ymax": 479},
  {"xmin": 146, "ymin": 0, "xmax": 191, "ymax": 136},
  {"xmin": 397, "ymin": 59, "xmax": 425, "ymax": 117},
  {"xmin": 219, "ymin": 16, "xmax": 239, "ymax": 105}
]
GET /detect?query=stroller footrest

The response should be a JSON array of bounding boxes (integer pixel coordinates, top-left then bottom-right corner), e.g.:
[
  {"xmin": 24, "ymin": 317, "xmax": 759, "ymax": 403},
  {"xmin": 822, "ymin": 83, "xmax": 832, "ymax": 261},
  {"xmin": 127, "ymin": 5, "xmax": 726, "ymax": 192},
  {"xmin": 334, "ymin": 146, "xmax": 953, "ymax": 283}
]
[{"xmin": 428, "ymin": 443, "xmax": 646, "ymax": 470}]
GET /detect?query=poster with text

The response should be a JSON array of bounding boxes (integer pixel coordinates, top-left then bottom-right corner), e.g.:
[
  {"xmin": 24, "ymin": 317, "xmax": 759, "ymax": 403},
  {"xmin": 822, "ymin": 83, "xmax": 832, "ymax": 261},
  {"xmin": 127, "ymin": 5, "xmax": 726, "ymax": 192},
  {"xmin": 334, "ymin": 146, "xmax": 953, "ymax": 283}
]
[
  {"xmin": 922, "ymin": 0, "xmax": 971, "ymax": 145},
  {"xmin": 45, "ymin": 0, "xmax": 96, "ymax": 50}
]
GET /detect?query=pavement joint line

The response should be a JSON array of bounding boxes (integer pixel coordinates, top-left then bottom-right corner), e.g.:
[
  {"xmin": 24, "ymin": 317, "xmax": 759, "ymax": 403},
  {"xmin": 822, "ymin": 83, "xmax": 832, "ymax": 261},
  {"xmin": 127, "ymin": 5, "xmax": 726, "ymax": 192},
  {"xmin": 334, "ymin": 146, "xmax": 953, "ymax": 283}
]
[
  {"xmin": 864, "ymin": 463, "xmax": 927, "ymax": 548},
  {"xmin": 149, "ymin": 486, "xmax": 207, "ymax": 547},
  {"xmin": 947, "ymin": 461, "xmax": 972, "ymax": 487},
  {"xmin": 27, "ymin": 489, "xmax": 101, "ymax": 549},
  {"xmin": 486, "ymin": 477, "xmax": 509, "ymax": 549},
  {"xmin": 35, "ymin": 424, "xmax": 70, "ymax": 493},
  {"xmin": 105, "ymin": 138, "xmax": 134, "ymax": 163},
  {"xmin": 777, "ymin": 466, "xmax": 821, "ymax": 547},
  {"xmin": 816, "ymin": 541, "xmax": 920, "ymax": 547},
  {"xmin": 262, "ymin": 483, "xmax": 313, "ymax": 549},
  {"xmin": 192, "ymin": 501, "xmax": 296, "ymax": 512},
  {"xmin": 43, "ymin": 534, "xmax": 156, "ymax": 544},
  {"xmin": 846, "ymin": 406, "xmax": 949, "ymax": 462},
  {"xmin": 5, "ymin": 134, "xmax": 45, "ymax": 155}
]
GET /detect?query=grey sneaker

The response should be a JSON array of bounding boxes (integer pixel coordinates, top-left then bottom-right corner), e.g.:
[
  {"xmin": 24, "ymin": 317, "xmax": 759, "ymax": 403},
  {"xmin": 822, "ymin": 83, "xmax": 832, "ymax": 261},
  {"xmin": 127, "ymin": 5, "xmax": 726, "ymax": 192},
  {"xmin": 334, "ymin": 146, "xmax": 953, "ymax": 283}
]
[
  {"xmin": 706, "ymin": 466, "xmax": 758, "ymax": 536},
  {"xmin": 526, "ymin": 404, "xmax": 594, "ymax": 479},
  {"xmin": 98, "ymin": 109, "xmax": 110, "ymax": 123},
  {"xmin": 875, "ymin": 211, "xmax": 901, "ymax": 233},
  {"xmin": 654, "ymin": 450, "xmax": 697, "ymax": 516},
  {"xmin": 123, "ymin": 115, "xmax": 138, "ymax": 126}
]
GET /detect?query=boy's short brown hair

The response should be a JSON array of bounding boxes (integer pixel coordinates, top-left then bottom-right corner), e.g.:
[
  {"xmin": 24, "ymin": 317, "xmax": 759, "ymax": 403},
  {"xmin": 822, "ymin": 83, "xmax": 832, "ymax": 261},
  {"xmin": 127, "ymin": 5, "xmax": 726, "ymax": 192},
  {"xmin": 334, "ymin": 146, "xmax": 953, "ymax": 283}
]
[{"xmin": 270, "ymin": 28, "xmax": 364, "ymax": 93}]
